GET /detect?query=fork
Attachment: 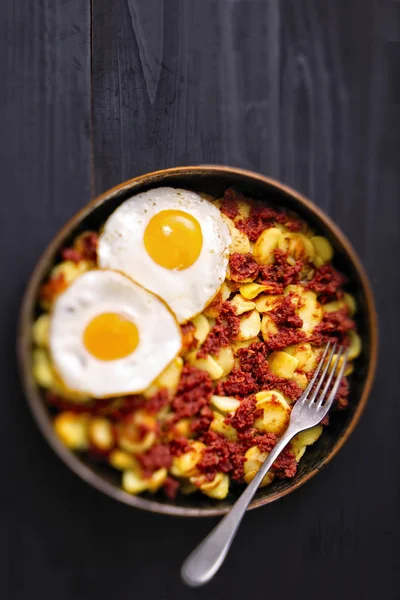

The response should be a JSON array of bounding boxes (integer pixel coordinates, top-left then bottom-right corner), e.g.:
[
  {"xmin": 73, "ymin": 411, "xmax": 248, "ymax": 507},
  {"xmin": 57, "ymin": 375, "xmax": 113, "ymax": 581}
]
[{"xmin": 181, "ymin": 341, "xmax": 348, "ymax": 587}]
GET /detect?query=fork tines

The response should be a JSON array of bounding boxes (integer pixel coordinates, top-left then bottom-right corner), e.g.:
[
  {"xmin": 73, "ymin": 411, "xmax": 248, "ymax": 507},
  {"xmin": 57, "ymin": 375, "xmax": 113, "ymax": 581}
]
[{"xmin": 299, "ymin": 341, "xmax": 349, "ymax": 410}]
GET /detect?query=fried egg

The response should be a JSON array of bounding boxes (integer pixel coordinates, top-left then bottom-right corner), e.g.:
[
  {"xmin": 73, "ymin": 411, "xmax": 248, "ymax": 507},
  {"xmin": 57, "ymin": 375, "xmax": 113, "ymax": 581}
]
[
  {"xmin": 49, "ymin": 270, "xmax": 181, "ymax": 397},
  {"xmin": 97, "ymin": 188, "xmax": 231, "ymax": 323}
]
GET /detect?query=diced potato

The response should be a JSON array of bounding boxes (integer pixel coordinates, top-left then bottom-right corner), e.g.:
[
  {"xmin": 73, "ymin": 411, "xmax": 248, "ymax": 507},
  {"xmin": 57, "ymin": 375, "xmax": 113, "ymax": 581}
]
[
  {"xmin": 345, "ymin": 362, "xmax": 354, "ymax": 376},
  {"xmin": 255, "ymin": 294, "xmax": 282, "ymax": 313},
  {"xmin": 291, "ymin": 425, "xmax": 323, "ymax": 462},
  {"xmin": 173, "ymin": 418, "xmax": 192, "ymax": 438},
  {"xmin": 235, "ymin": 199, "xmax": 251, "ymax": 221},
  {"xmin": 347, "ymin": 331, "xmax": 362, "ymax": 360},
  {"xmin": 148, "ymin": 468, "xmax": 168, "ymax": 492},
  {"xmin": 232, "ymin": 338, "xmax": 259, "ymax": 352},
  {"xmin": 32, "ymin": 314, "xmax": 50, "ymax": 348},
  {"xmin": 291, "ymin": 371, "xmax": 308, "ymax": 390},
  {"xmin": 322, "ymin": 300, "xmax": 345, "ymax": 313},
  {"xmin": 191, "ymin": 473, "xmax": 230, "ymax": 500},
  {"xmin": 88, "ymin": 417, "xmax": 114, "ymax": 452},
  {"xmin": 268, "ymin": 351, "xmax": 299, "ymax": 379},
  {"xmin": 170, "ymin": 441, "xmax": 205, "ymax": 477},
  {"xmin": 192, "ymin": 314, "xmax": 210, "ymax": 345},
  {"xmin": 211, "ymin": 395, "xmax": 241, "ymax": 414},
  {"xmin": 204, "ymin": 282, "xmax": 231, "ymax": 317},
  {"xmin": 244, "ymin": 468, "xmax": 275, "ymax": 487},
  {"xmin": 119, "ymin": 431, "xmax": 156, "ymax": 455},
  {"xmin": 255, "ymin": 389, "xmax": 285, "ymax": 408},
  {"xmin": 122, "ymin": 470, "xmax": 149, "ymax": 494},
  {"xmin": 254, "ymin": 391, "xmax": 291, "ymax": 436},
  {"xmin": 118, "ymin": 411, "xmax": 157, "ymax": 454},
  {"xmin": 291, "ymin": 445, "xmax": 306, "ymax": 462},
  {"xmin": 240, "ymin": 283, "xmax": 270, "ymax": 300},
  {"xmin": 210, "ymin": 411, "xmax": 238, "ymax": 440},
  {"xmin": 154, "ymin": 356, "xmax": 183, "ymax": 392},
  {"xmin": 51, "ymin": 260, "xmax": 91, "ymax": 285},
  {"xmin": 54, "ymin": 412, "xmax": 89, "ymax": 450},
  {"xmin": 298, "ymin": 290, "xmax": 323, "ymax": 333},
  {"xmin": 32, "ymin": 348, "xmax": 54, "ymax": 388},
  {"xmin": 222, "ymin": 214, "xmax": 251, "ymax": 254},
  {"xmin": 109, "ymin": 450, "xmax": 138, "ymax": 471},
  {"xmin": 238, "ymin": 310, "xmax": 261, "ymax": 340},
  {"xmin": 311, "ymin": 236, "xmax": 333, "ymax": 264},
  {"xmin": 213, "ymin": 346, "xmax": 234, "ymax": 377},
  {"xmin": 253, "ymin": 227, "xmax": 282, "ymax": 265},
  {"xmin": 243, "ymin": 446, "xmax": 274, "ymax": 487},
  {"xmin": 313, "ymin": 256, "xmax": 325, "ymax": 268},
  {"xmin": 326, "ymin": 354, "xmax": 353, "ymax": 377},
  {"xmin": 343, "ymin": 292, "xmax": 357, "ymax": 316},
  {"xmin": 260, "ymin": 314, "xmax": 278, "ymax": 342},
  {"xmin": 284, "ymin": 342, "xmax": 318, "ymax": 373},
  {"xmin": 278, "ymin": 232, "xmax": 315, "ymax": 262},
  {"xmin": 187, "ymin": 351, "xmax": 224, "ymax": 380},
  {"xmin": 230, "ymin": 294, "xmax": 256, "ymax": 315}
]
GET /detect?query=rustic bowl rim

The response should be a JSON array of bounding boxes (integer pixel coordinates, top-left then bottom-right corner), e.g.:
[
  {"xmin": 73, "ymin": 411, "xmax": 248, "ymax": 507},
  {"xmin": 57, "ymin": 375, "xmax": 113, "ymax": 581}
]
[{"xmin": 17, "ymin": 165, "xmax": 378, "ymax": 517}]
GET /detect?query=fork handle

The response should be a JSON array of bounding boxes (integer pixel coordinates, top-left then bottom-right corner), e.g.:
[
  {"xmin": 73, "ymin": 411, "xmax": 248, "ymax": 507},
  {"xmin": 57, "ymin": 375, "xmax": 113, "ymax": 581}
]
[{"xmin": 181, "ymin": 424, "xmax": 298, "ymax": 587}]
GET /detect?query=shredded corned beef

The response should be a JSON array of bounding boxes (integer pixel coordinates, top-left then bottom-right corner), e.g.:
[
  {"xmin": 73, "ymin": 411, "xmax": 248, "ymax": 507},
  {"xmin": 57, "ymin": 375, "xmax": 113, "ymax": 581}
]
[
  {"xmin": 216, "ymin": 341, "xmax": 303, "ymax": 401},
  {"xmin": 308, "ymin": 264, "xmax": 346, "ymax": 301},
  {"xmin": 312, "ymin": 309, "xmax": 354, "ymax": 345},
  {"xmin": 197, "ymin": 301, "xmax": 240, "ymax": 358},
  {"xmin": 137, "ymin": 444, "xmax": 172, "ymax": 477},
  {"xmin": 162, "ymin": 476, "xmax": 180, "ymax": 499},
  {"xmin": 229, "ymin": 253, "xmax": 260, "ymax": 282},
  {"xmin": 169, "ymin": 437, "xmax": 191, "ymax": 457},
  {"xmin": 171, "ymin": 365, "xmax": 213, "ymax": 419},
  {"xmin": 269, "ymin": 294, "xmax": 303, "ymax": 328},
  {"xmin": 220, "ymin": 187, "xmax": 241, "ymax": 220},
  {"xmin": 198, "ymin": 431, "xmax": 247, "ymax": 481},
  {"xmin": 61, "ymin": 231, "xmax": 98, "ymax": 263},
  {"xmin": 236, "ymin": 202, "xmax": 288, "ymax": 242},
  {"xmin": 225, "ymin": 396, "xmax": 262, "ymax": 432},
  {"xmin": 258, "ymin": 249, "xmax": 303, "ymax": 291}
]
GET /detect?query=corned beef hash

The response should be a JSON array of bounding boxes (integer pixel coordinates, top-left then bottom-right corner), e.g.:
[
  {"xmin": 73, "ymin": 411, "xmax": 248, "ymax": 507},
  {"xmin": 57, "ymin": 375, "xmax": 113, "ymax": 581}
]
[{"xmin": 31, "ymin": 187, "xmax": 361, "ymax": 501}]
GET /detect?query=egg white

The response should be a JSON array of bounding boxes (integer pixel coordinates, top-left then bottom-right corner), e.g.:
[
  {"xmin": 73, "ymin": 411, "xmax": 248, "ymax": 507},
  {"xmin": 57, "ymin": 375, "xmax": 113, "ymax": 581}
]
[
  {"xmin": 97, "ymin": 188, "xmax": 231, "ymax": 323},
  {"xmin": 49, "ymin": 270, "xmax": 182, "ymax": 398}
]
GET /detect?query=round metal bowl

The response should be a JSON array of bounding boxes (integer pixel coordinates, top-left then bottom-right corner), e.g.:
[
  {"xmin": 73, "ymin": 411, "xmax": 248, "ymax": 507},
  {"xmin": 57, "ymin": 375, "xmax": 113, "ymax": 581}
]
[{"xmin": 18, "ymin": 166, "xmax": 378, "ymax": 517}]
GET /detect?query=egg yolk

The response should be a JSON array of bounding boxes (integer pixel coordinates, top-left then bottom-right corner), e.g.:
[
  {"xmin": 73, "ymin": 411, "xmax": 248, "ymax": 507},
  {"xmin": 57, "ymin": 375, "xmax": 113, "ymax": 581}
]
[
  {"xmin": 83, "ymin": 313, "xmax": 139, "ymax": 361},
  {"xmin": 143, "ymin": 210, "xmax": 203, "ymax": 270}
]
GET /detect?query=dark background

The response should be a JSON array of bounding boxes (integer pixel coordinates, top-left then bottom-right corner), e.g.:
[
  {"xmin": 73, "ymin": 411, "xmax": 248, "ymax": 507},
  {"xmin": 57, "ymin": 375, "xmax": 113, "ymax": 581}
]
[{"xmin": 2, "ymin": 1, "xmax": 399, "ymax": 599}]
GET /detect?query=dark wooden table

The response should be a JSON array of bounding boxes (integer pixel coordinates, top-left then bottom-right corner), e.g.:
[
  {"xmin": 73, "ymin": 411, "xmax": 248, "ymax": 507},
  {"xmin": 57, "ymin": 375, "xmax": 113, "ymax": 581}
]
[{"xmin": 2, "ymin": 1, "xmax": 399, "ymax": 599}]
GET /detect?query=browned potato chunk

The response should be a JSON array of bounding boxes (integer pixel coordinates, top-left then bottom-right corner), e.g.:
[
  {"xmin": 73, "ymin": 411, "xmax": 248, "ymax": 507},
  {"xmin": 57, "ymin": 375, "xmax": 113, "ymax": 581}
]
[
  {"xmin": 187, "ymin": 351, "xmax": 224, "ymax": 380},
  {"xmin": 210, "ymin": 411, "xmax": 238, "ymax": 440},
  {"xmin": 268, "ymin": 351, "xmax": 299, "ymax": 378},
  {"xmin": 254, "ymin": 390, "xmax": 291, "ymax": 436},
  {"xmin": 290, "ymin": 425, "xmax": 323, "ymax": 462},
  {"xmin": 255, "ymin": 294, "xmax": 282, "ymax": 313},
  {"xmin": 88, "ymin": 417, "xmax": 114, "ymax": 452},
  {"xmin": 221, "ymin": 214, "xmax": 251, "ymax": 254},
  {"xmin": 260, "ymin": 314, "xmax": 278, "ymax": 342},
  {"xmin": 230, "ymin": 293, "xmax": 256, "ymax": 315},
  {"xmin": 213, "ymin": 346, "xmax": 235, "ymax": 377},
  {"xmin": 54, "ymin": 412, "xmax": 89, "ymax": 450},
  {"xmin": 243, "ymin": 446, "xmax": 275, "ymax": 487},
  {"xmin": 240, "ymin": 283, "xmax": 270, "ymax": 299},
  {"xmin": 170, "ymin": 441, "xmax": 205, "ymax": 477},
  {"xmin": 191, "ymin": 473, "xmax": 230, "ymax": 499},
  {"xmin": 253, "ymin": 227, "xmax": 282, "ymax": 265},
  {"xmin": 238, "ymin": 310, "xmax": 261, "ymax": 340},
  {"xmin": 311, "ymin": 236, "xmax": 334, "ymax": 264}
]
